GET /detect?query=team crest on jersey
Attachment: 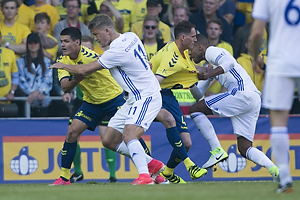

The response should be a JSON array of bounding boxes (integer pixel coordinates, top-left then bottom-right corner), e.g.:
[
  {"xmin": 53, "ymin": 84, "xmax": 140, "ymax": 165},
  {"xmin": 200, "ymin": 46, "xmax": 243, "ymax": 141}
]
[{"xmin": 169, "ymin": 52, "xmax": 178, "ymax": 67}]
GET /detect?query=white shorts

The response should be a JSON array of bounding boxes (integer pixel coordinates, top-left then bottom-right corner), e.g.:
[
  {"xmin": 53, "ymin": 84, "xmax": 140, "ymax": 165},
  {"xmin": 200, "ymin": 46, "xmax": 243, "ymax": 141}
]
[
  {"xmin": 108, "ymin": 93, "xmax": 162, "ymax": 134},
  {"xmin": 262, "ymin": 74, "xmax": 300, "ymax": 110},
  {"xmin": 205, "ymin": 91, "xmax": 261, "ymax": 142}
]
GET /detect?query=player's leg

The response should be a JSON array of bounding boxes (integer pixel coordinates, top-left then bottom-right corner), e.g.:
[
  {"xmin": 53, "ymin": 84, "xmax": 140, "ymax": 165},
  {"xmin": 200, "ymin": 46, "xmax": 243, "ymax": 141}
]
[
  {"xmin": 237, "ymin": 136, "xmax": 279, "ymax": 181},
  {"xmin": 263, "ymin": 76, "xmax": 296, "ymax": 193},
  {"xmin": 99, "ymin": 125, "xmax": 117, "ymax": 182},
  {"xmin": 50, "ymin": 119, "xmax": 88, "ymax": 185},
  {"xmin": 68, "ymin": 98, "xmax": 84, "ymax": 183},
  {"xmin": 189, "ymin": 96, "xmax": 228, "ymax": 169},
  {"xmin": 103, "ymin": 95, "xmax": 164, "ymax": 185},
  {"xmin": 157, "ymin": 90, "xmax": 207, "ymax": 181}
]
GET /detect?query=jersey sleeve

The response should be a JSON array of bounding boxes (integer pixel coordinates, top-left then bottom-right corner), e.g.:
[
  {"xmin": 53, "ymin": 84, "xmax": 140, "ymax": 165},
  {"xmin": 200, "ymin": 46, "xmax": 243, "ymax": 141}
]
[
  {"xmin": 252, "ymin": 0, "xmax": 269, "ymax": 21},
  {"xmin": 56, "ymin": 56, "xmax": 71, "ymax": 81},
  {"xmin": 205, "ymin": 47, "xmax": 234, "ymax": 73},
  {"xmin": 98, "ymin": 48, "xmax": 122, "ymax": 69}
]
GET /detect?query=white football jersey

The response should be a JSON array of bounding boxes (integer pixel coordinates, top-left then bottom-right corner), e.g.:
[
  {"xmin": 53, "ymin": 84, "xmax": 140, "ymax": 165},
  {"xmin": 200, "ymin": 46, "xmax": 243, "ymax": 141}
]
[
  {"xmin": 204, "ymin": 46, "xmax": 260, "ymax": 95},
  {"xmin": 98, "ymin": 32, "xmax": 161, "ymax": 102},
  {"xmin": 252, "ymin": 0, "xmax": 300, "ymax": 76}
]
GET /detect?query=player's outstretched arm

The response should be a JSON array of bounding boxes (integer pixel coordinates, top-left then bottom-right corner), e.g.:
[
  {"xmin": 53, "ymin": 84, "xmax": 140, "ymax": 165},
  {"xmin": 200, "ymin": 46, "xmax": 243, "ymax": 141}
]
[{"xmin": 49, "ymin": 60, "xmax": 104, "ymax": 76}]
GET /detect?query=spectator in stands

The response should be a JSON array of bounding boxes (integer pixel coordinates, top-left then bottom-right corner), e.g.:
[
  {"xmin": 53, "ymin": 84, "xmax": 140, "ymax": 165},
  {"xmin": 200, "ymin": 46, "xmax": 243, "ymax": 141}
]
[
  {"xmin": 207, "ymin": 18, "xmax": 233, "ymax": 54},
  {"xmin": 0, "ymin": 30, "xmax": 18, "ymax": 103},
  {"xmin": 16, "ymin": 32, "xmax": 53, "ymax": 117},
  {"xmin": 31, "ymin": 0, "xmax": 60, "ymax": 35},
  {"xmin": 203, "ymin": 18, "xmax": 231, "ymax": 96},
  {"xmin": 35, "ymin": 12, "xmax": 59, "ymax": 62},
  {"xmin": 0, "ymin": 0, "xmax": 31, "ymax": 58},
  {"xmin": 0, "ymin": 0, "xmax": 36, "ymax": 31},
  {"xmin": 232, "ymin": 21, "xmax": 267, "ymax": 59},
  {"xmin": 234, "ymin": 0, "xmax": 253, "ymax": 25},
  {"xmin": 53, "ymin": 0, "xmax": 91, "ymax": 57},
  {"xmin": 132, "ymin": 0, "xmax": 171, "ymax": 43},
  {"xmin": 134, "ymin": 0, "xmax": 148, "ymax": 22},
  {"xmin": 98, "ymin": 0, "xmax": 124, "ymax": 32},
  {"xmin": 142, "ymin": 15, "xmax": 166, "ymax": 60},
  {"xmin": 218, "ymin": 0, "xmax": 235, "ymax": 25},
  {"xmin": 237, "ymin": 34, "xmax": 266, "ymax": 113},
  {"xmin": 102, "ymin": 0, "xmax": 137, "ymax": 33},
  {"xmin": 170, "ymin": 6, "xmax": 190, "ymax": 41},
  {"xmin": 189, "ymin": 0, "xmax": 232, "ymax": 44},
  {"xmin": 161, "ymin": 0, "xmax": 189, "ymax": 27}
]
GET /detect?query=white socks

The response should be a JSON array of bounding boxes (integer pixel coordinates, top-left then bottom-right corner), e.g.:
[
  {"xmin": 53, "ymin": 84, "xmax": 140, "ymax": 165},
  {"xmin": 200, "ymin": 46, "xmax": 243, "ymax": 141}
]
[
  {"xmin": 115, "ymin": 141, "xmax": 153, "ymax": 163},
  {"xmin": 190, "ymin": 112, "xmax": 221, "ymax": 150},
  {"xmin": 246, "ymin": 147, "xmax": 275, "ymax": 170},
  {"xmin": 127, "ymin": 139, "xmax": 149, "ymax": 174},
  {"xmin": 270, "ymin": 127, "xmax": 293, "ymax": 185}
]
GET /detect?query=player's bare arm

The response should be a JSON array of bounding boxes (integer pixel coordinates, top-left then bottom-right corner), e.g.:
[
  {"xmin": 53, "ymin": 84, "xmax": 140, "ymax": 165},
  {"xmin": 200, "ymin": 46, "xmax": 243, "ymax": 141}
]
[
  {"xmin": 155, "ymin": 75, "xmax": 165, "ymax": 83},
  {"xmin": 250, "ymin": 19, "xmax": 267, "ymax": 70},
  {"xmin": 50, "ymin": 60, "xmax": 104, "ymax": 76},
  {"xmin": 60, "ymin": 74, "xmax": 84, "ymax": 93}
]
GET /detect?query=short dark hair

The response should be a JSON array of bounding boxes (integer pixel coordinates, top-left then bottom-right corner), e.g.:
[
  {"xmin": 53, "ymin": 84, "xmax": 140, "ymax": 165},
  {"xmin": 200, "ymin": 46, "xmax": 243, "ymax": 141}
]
[
  {"xmin": 1, "ymin": 0, "xmax": 20, "ymax": 8},
  {"xmin": 206, "ymin": 18, "xmax": 223, "ymax": 30},
  {"xmin": 35, "ymin": 12, "xmax": 51, "ymax": 24},
  {"xmin": 195, "ymin": 34, "xmax": 209, "ymax": 46},
  {"xmin": 174, "ymin": 21, "xmax": 195, "ymax": 40},
  {"xmin": 63, "ymin": 0, "xmax": 81, "ymax": 8},
  {"xmin": 60, "ymin": 27, "xmax": 82, "ymax": 44}
]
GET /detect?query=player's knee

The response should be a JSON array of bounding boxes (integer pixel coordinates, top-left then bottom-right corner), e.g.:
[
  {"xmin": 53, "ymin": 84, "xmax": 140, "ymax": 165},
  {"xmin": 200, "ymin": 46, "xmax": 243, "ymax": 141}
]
[
  {"xmin": 161, "ymin": 114, "xmax": 176, "ymax": 128},
  {"xmin": 66, "ymin": 129, "xmax": 80, "ymax": 143}
]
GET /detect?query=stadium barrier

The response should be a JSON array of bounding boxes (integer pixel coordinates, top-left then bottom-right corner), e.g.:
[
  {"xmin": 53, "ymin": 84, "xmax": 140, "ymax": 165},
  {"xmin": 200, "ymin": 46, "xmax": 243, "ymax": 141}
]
[{"xmin": 0, "ymin": 116, "xmax": 299, "ymax": 184}]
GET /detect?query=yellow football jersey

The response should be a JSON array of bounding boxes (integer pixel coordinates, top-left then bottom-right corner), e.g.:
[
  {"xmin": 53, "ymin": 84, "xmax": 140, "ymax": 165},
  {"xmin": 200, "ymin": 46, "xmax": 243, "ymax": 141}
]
[
  {"xmin": 134, "ymin": 0, "xmax": 147, "ymax": 22},
  {"xmin": 0, "ymin": 3, "xmax": 35, "ymax": 31},
  {"xmin": 111, "ymin": 0, "xmax": 137, "ymax": 33},
  {"xmin": 150, "ymin": 42, "xmax": 198, "ymax": 89},
  {"xmin": 30, "ymin": 4, "xmax": 60, "ymax": 35},
  {"xmin": 57, "ymin": 46, "xmax": 123, "ymax": 104},
  {"xmin": 0, "ymin": 47, "xmax": 17, "ymax": 97},
  {"xmin": 46, "ymin": 34, "xmax": 59, "ymax": 62},
  {"xmin": 237, "ymin": 53, "xmax": 265, "ymax": 93},
  {"xmin": 0, "ymin": 22, "xmax": 31, "ymax": 57},
  {"xmin": 144, "ymin": 43, "xmax": 157, "ymax": 61}
]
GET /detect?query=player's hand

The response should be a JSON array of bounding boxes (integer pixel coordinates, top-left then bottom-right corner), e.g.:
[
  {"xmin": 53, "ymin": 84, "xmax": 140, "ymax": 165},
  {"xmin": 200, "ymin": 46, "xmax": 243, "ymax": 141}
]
[
  {"xmin": 149, "ymin": 62, "xmax": 153, "ymax": 70},
  {"xmin": 49, "ymin": 62, "xmax": 66, "ymax": 69},
  {"xmin": 197, "ymin": 64, "xmax": 213, "ymax": 80},
  {"xmin": 252, "ymin": 56, "xmax": 264, "ymax": 73},
  {"xmin": 63, "ymin": 93, "xmax": 73, "ymax": 103}
]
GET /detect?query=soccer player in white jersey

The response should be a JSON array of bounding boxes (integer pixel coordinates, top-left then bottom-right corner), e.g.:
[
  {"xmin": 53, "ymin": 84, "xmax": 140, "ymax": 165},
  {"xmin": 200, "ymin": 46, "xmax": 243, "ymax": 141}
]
[
  {"xmin": 50, "ymin": 14, "xmax": 164, "ymax": 185},
  {"xmin": 188, "ymin": 34, "xmax": 280, "ymax": 183},
  {"xmin": 251, "ymin": 0, "xmax": 300, "ymax": 193}
]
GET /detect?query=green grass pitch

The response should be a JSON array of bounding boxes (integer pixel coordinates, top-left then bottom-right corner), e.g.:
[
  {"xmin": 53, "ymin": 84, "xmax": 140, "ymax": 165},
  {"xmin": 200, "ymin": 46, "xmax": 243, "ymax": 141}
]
[{"xmin": 0, "ymin": 181, "xmax": 298, "ymax": 200}]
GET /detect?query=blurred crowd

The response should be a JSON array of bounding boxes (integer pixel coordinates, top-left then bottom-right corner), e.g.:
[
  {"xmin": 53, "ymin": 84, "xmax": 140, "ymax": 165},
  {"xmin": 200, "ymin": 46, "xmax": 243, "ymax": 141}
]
[{"xmin": 0, "ymin": 0, "xmax": 299, "ymax": 117}]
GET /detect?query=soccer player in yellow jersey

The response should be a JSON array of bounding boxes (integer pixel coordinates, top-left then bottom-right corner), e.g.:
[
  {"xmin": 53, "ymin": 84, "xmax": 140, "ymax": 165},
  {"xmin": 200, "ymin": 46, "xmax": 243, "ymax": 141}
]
[
  {"xmin": 0, "ymin": 0, "xmax": 31, "ymax": 58},
  {"xmin": 150, "ymin": 21, "xmax": 208, "ymax": 183},
  {"xmin": 50, "ymin": 27, "xmax": 125, "ymax": 185}
]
